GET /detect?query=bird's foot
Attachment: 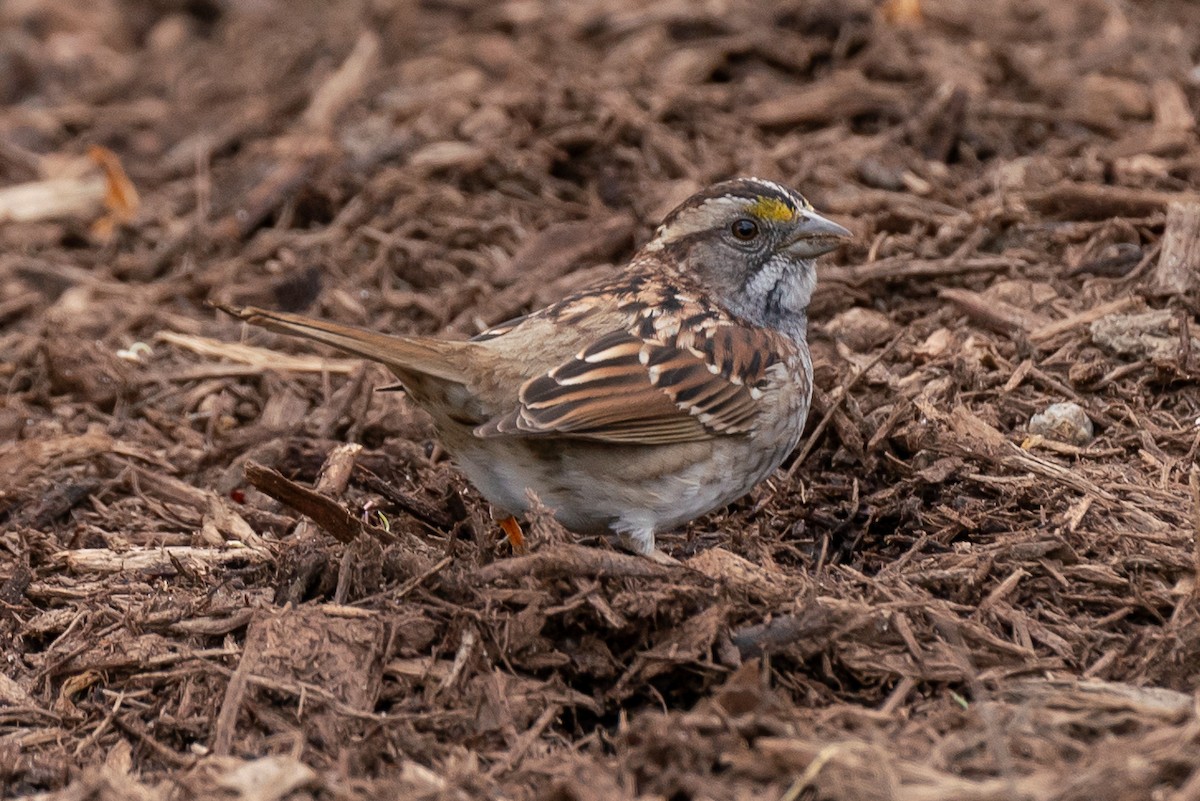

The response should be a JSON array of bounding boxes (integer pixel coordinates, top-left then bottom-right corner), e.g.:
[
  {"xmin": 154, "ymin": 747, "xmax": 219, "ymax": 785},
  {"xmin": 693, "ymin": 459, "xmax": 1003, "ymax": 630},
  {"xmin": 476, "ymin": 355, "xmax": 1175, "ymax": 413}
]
[{"xmin": 497, "ymin": 515, "xmax": 527, "ymax": 553}]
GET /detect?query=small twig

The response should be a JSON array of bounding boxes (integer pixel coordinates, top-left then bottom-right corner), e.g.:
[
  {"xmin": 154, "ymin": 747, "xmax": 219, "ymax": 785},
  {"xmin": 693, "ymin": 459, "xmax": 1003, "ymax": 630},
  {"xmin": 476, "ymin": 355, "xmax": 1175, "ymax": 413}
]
[
  {"xmin": 31, "ymin": 620, "xmax": 124, "ymax": 687},
  {"xmin": 57, "ymin": 545, "xmax": 274, "ymax": 575},
  {"xmin": 1179, "ymin": 310, "xmax": 1193, "ymax": 373},
  {"xmin": 474, "ymin": 543, "xmax": 683, "ymax": 583},
  {"xmin": 1190, "ymin": 467, "xmax": 1200, "ymax": 604},
  {"xmin": 113, "ymin": 715, "xmax": 194, "ymax": 768},
  {"xmin": 822, "ymin": 255, "xmax": 1014, "ymax": 287},
  {"xmin": 158, "ymin": 331, "xmax": 359, "ymax": 374},
  {"xmin": 302, "ymin": 31, "xmax": 380, "ymax": 133},
  {"xmin": 1026, "ymin": 181, "xmax": 1189, "ymax": 220},
  {"xmin": 487, "ymin": 703, "xmax": 562, "ymax": 778},
  {"xmin": 309, "ymin": 365, "xmax": 369, "ymax": 439},
  {"xmin": 0, "ymin": 174, "xmax": 106, "ymax": 223},
  {"xmin": 349, "ymin": 555, "xmax": 454, "ymax": 608},
  {"xmin": 730, "ymin": 603, "xmax": 838, "ymax": 659},
  {"xmin": 878, "ymin": 675, "xmax": 917, "ymax": 716},
  {"xmin": 1028, "ymin": 297, "xmax": 1139, "ymax": 343},
  {"xmin": 245, "ymin": 460, "xmax": 393, "ymax": 545},
  {"xmin": 333, "ymin": 547, "xmax": 356, "ymax": 605},
  {"xmin": 212, "ymin": 156, "xmax": 322, "ymax": 241},
  {"xmin": 939, "ymin": 287, "xmax": 1048, "ymax": 336},
  {"xmin": 394, "ymin": 555, "xmax": 454, "ymax": 601},
  {"xmin": 73, "ymin": 691, "xmax": 123, "ymax": 757},
  {"xmin": 199, "ymin": 658, "xmax": 396, "ymax": 722},
  {"xmin": 295, "ymin": 443, "xmax": 362, "ymax": 540},
  {"xmin": 355, "ymin": 466, "xmax": 455, "ymax": 531},
  {"xmin": 435, "ymin": 627, "xmax": 478, "ymax": 698},
  {"xmin": 787, "ymin": 334, "xmax": 901, "ymax": 476},
  {"xmin": 211, "ymin": 639, "xmax": 254, "ymax": 756}
]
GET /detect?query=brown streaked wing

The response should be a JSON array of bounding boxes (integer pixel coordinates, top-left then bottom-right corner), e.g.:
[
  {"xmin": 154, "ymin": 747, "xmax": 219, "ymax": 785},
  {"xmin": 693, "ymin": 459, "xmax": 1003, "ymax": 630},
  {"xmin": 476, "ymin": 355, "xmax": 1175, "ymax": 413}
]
[
  {"xmin": 476, "ymin": 331, "xmax": 710, "ymax": 443},
  {"xmin": 475, "ymin": 320, "xmax": 782, "ymax": 444},
  {"xmin": 651, "ymin": 322, "xmax": 780, "ymax": 433}
]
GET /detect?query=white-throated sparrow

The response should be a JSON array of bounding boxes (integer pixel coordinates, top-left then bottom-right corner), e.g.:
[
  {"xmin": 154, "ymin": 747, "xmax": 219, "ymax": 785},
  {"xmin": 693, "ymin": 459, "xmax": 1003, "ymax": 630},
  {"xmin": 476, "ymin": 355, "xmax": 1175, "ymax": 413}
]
[{"xmin": 220, "ymin": 178, "xmax": 850, "ymax": 557}]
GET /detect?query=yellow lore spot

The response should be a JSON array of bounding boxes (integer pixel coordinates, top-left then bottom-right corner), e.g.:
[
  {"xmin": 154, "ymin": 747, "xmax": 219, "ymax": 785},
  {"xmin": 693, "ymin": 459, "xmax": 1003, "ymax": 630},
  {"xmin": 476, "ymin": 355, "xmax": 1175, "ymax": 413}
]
[{"xmin": 747, "ymin": 196, "xmax": 797, "ymax": 223}]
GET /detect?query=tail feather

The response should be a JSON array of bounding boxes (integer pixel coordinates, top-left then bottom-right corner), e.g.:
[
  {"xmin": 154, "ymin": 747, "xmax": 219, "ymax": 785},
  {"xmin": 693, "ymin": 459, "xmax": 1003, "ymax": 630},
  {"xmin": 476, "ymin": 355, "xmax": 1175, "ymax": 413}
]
[{"xmin": 215, "ymin": 304, "xmax": 472, "ymax": 384}]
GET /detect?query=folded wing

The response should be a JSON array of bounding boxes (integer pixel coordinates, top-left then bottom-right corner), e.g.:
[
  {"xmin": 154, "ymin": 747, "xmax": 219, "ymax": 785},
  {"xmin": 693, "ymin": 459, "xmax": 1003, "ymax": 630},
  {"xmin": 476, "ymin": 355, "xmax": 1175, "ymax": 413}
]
[{"xmin": 476, "ymin": 323, "xmax": 781, "ymax": 444}]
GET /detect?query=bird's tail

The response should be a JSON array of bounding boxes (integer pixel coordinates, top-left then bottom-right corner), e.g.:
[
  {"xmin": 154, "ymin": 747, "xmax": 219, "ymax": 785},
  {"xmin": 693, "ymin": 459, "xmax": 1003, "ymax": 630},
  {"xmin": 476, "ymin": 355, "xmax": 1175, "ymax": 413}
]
[{"xmin": 215, "ymin": 304, "xmax": 473, "ymax": 384}]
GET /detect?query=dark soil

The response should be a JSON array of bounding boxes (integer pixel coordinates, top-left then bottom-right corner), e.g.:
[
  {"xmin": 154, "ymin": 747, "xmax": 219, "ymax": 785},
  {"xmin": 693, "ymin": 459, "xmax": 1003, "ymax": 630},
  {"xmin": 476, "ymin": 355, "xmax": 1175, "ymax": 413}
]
[{"xmin": 3, "ymin": 1, "xmax": 1200, "ymax": 799}]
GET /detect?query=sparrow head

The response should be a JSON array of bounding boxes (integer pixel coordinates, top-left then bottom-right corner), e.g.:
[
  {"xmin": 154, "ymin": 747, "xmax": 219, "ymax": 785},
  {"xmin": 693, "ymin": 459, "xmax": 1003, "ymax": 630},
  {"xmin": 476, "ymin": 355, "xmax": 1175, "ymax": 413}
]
[{"xmin": 643, "ymin": 177, "xmax": 851, "ymax": 337}]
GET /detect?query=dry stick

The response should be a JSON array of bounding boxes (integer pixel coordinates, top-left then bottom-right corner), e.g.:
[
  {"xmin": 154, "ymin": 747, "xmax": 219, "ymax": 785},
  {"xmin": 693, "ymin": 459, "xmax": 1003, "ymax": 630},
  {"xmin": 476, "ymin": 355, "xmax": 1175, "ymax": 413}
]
[
  {"xmin": 821, "ymin": 255, "xmax": 1013, "ymax": 286},
  {"xmin": 0, "ymin": 174, "xmax": 107, "ymax": 223},
  {"xmin": 348, "ymin": 556, "xmax": 454, "ymax": 609},
  {"xmin": 393, "ymin": 555, "xmax": 454, "ymax": 601},
  {"xmin": 334, "ymin": 548, "xmax": 357, "ymax": 605},
  {"xmin": 1028, "ymin": 297, "xmax": 1140, "ymax": 343},
  {"xmin": 156, "ymin": 331, "xmax": 359, "ymax": 374},
  {"xmin": 1191, "ymin": 468, "xmax": 1200, "ymax": 605},
  {"xmin": 42, "ymin": 644, "xmax": 237, "ymax": 681},
  {"xmin": 474, "ymin": 543, "xmax": 683, "ymax": 583},
  {"xmin": 244, "ymin": 457, "xmax": 393, "ymax": 546},
  {"xmin": 434, "ymin": 627, "xmax": 478, "ymax": 699},
  {"xmin": 878, "ymin": 675, "xmax": 918, "ymax": 716},
  {"xmin": 730, "ymin": 603, "xmax": 838, "ymax": 659},
  {"xmin": 211, "ymin": 640, "xmax": 254, "ymax": 756},
  {"xmin": 295, "ymin": 443, "xmax": 365, "ymax": 604},
  {"xmin": 73, "ymin": 691, "xmax": 122, "ymax": 757},
  {"xmin": 295, "ymin": 442, "xmax": 362, "ymax": 540},
  {"xmin": 212, "ymin": 156, "xmax": 320, "ymax": 241},
  {"xmin": 0, "ymin": 291, "xmax": 39, "ymax": 325},
  {"xmin": 30, "ymin": 620, "xmax": 124, "ymax": 688},
  {"xmin": 1150, "ymin": 201, "xmax": 1200, "ymax": 296},
  {"xmin": 890, "ymin": 611, "xmax": 929, "ymax": 674},
  {"xmin": 487, "ymin": 703, "xmax": 563, "ymax": 779},
  {"xmin": 308, "ymin": 365, "xmax": 369, "ymax": 439},
  {"xmin": 939, "ymin": 287, "xmax": 1048, "ymax": 336},
  {"xmin": 201, "ymin": 658, "xmax": 392, "ymax": 722},
  {"xmin": 748, "ymin": 70, "xmax": 902, "ymax": 126},
  {"xmin": 302, "ymin": 31, "xmax": 380, "ymax": 133},
  {"xmin": 355, "ymin": 466, "xmax": 456, "ymax": 531},
  {"xmin": 1026, "ymin": 181, "xmax": 1196, "ymax": 220},
  {"xmin": 113, "ymin": 715, "xmax": 194, "ymax": 768},
  {"xmin": 786, "ymin": 334, "xmax": 902, "ymax": 478},
  {"xmin": 931, "ymin": 403, "xmax": 1168, "ymax": 532},
  {"xmin": 1180, "ymin": 311, "xmax": 1194, "ymax": 374},
  {"xmin": 1116, "ymin": 239, "xmax": 1164, "ymax": 285},
  {"xmin": 246, "ymin": 445, "xmax": 391, "ymax": 605}
]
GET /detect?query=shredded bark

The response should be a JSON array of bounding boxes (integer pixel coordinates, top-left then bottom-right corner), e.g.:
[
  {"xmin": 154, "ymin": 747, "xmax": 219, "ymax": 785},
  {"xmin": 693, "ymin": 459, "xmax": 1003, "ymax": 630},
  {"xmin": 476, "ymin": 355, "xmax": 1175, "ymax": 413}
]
[{"xmin": 2, "ymin": 1, "xmax": 1199, "ymax": 799}]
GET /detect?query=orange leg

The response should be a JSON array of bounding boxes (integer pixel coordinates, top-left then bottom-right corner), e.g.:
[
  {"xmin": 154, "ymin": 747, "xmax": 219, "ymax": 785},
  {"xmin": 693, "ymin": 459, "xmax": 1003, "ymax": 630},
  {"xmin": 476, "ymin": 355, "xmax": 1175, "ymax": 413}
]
[{"xmin": 498, "ymin": 515, "xmax": 527, "ymax": 552}]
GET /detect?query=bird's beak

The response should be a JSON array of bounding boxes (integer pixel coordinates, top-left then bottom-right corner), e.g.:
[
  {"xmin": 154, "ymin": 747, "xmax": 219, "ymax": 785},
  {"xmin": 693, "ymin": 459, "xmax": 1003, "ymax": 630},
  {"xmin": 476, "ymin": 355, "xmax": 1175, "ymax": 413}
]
[{"xmin": 781, "ymin": 212, "xmax": 852, "ymax": 258}]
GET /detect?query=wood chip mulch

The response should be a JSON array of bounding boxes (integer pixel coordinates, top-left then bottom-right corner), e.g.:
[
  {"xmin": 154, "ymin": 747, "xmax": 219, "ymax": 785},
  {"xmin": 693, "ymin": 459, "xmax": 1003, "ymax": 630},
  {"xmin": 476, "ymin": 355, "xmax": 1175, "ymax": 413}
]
[{"xmin": 2, "ymin": 1, "xmax": 1200, "ymax": 799}]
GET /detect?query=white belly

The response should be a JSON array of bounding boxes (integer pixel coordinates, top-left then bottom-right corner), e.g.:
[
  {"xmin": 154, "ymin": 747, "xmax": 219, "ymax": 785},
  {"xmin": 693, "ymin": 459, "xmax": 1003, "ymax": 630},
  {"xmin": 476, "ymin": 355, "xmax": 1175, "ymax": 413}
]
[{"xmin": 452, "ymin": 433, "xmax": 792, "ymax": 545}]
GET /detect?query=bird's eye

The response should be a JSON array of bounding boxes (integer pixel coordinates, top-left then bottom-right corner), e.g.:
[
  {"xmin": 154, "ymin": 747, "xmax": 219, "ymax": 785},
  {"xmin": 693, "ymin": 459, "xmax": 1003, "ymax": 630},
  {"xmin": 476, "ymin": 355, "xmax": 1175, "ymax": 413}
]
[{"xmin": 731, "ymin": 218, "xmax": 759, "ymax": 241}]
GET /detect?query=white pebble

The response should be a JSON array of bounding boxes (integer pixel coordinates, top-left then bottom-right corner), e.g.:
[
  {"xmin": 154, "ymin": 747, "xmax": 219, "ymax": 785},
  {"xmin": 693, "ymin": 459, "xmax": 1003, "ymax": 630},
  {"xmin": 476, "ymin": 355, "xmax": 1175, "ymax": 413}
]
[{"xmin": 1029, "ymin": 402, "xmax": 1094, "ymax": 446}]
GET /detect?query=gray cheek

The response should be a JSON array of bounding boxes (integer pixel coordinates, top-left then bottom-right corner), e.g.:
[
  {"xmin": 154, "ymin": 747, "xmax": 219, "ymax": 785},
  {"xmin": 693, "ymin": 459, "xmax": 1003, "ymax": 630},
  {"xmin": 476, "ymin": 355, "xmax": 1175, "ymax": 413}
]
[{"xmin": 693, "ymin": 241, "xmax": 749, "ymax": 291}]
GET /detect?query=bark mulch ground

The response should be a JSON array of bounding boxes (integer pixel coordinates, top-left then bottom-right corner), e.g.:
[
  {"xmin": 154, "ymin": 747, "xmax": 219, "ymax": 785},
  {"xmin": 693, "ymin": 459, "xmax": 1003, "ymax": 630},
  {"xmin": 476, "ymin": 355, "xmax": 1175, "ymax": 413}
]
[{"xmin": 3, "ymin": 1, "xmax": 1200, "ymax": 799}]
